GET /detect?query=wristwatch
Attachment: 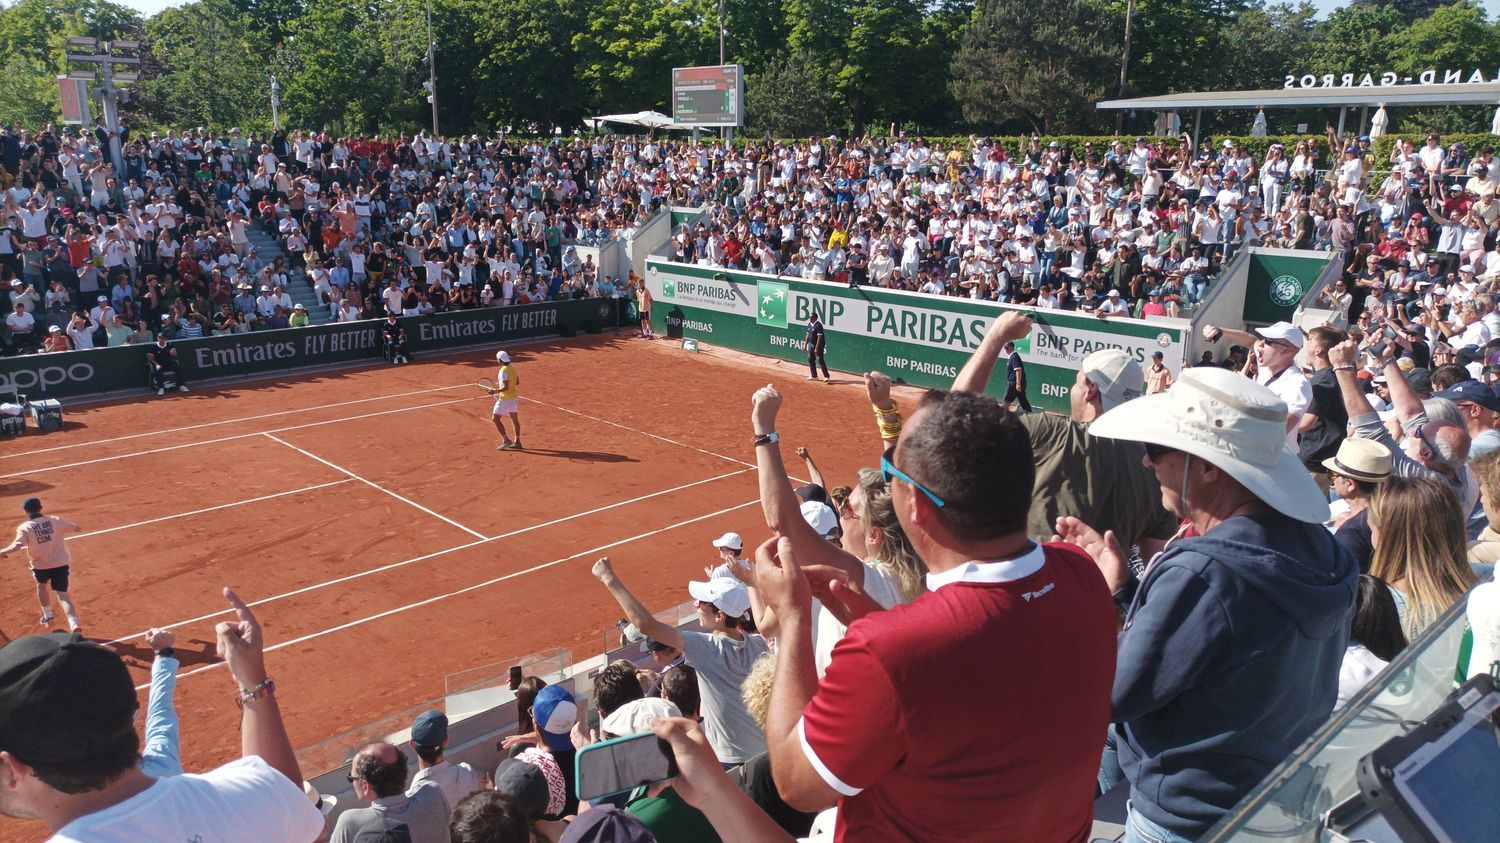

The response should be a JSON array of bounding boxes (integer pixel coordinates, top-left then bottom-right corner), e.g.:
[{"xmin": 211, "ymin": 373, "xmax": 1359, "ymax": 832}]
[{"xmin": 753, "ymin": 431, "xmax": 779, "ymax": 447}]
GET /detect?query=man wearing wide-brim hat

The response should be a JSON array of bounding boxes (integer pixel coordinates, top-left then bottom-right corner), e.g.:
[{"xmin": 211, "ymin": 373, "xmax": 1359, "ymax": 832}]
[{"xmin": 1058, "ymin": 366, "xmax": 1357, "ymax": 841}]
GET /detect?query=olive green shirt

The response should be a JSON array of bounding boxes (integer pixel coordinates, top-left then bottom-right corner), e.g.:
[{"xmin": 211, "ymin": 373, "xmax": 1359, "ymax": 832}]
[{"xmin": 1021, "ymin": 412, "xmax": 1178, "ymax": 547}]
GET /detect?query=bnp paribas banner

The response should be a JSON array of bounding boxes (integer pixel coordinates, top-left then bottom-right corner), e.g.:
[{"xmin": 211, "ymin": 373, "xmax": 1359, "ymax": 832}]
[{"xmin": 647, "ymin": 260, "xmax": 1188, "ymax": 413}]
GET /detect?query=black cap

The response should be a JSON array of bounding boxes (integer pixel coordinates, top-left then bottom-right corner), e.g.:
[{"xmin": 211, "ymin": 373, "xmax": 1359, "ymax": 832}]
[
  {"xmin": 793, "ymin": 483, "xmax": 828, "ymax": 505},
  {"xmin": 0, "ymin": 634, "xmax": 138, "ymax": 765},
  {"xmin": 21, "ymin": 497, "xmax": 41, "ymax": 514}
]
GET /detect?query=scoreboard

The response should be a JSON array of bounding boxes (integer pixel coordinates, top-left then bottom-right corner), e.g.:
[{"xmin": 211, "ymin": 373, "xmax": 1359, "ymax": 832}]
[{"xmin": 672, "ymin": 65, "xmax": 744, "ymax": 127}]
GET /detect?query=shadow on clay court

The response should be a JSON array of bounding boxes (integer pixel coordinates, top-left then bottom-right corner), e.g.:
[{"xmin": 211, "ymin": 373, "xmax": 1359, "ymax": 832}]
[
  {"xmin": 504, "ymin": 447, "xmax": 638, "ymax": 463},
  {"xmin": 109, "ymin": 637, "xmax": 221, "ymax": 669},
  {"xmin": 0, "ymin": 479, "xmax": 55, "ymax": 497}
]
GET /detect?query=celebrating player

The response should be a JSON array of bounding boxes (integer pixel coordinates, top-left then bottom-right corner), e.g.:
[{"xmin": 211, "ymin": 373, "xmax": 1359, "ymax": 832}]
[
  {"xmin": 489, "ymin": 350, "xmax": 523, "ymax": 450},
  {"xmin": 0, "ymin": 497, "xmax": 84, "ymax": 633}
]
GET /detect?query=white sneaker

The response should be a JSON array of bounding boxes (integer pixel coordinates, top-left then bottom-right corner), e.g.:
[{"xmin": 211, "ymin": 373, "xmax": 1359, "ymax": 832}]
[
  {"xmin": 39, "ymin": 611, "xmax": 53, "ymax": 626},
  {"xmin": 178, "ymin": 385, "xmax": 189, "ymax": 393},
  {"xmin": 157, "ymin": 388, "xmax": 165, "ymax": 396}
]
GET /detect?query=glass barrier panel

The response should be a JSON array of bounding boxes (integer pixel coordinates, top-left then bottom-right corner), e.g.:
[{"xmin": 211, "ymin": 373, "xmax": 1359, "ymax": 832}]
[
  {"xmin": 444, "ymin": 648, "xmax": 570, "ymax": 721},
  {"xmin": 1202, "ymin": 596, "xmax": 1470, "ymax": 842}
]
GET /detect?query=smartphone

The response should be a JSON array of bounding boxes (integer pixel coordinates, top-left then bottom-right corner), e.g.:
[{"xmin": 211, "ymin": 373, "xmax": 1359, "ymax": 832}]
[
  {"xmin": 508, "ymin": 666, "xmax": 523, "ymax": 690},
  {"xmin": 575, "ymin": 732, "xmax": 679, "ymax": 801}
]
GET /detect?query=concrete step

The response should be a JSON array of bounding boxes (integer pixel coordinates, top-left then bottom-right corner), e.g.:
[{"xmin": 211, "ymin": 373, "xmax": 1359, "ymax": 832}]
[{"xmin": 244, "ymin": 226, "xmax": 333, "ymax": 324}]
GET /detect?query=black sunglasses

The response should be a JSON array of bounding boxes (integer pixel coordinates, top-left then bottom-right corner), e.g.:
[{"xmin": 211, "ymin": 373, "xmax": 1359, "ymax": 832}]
[{"xmin": 1143, "ymin": 442, "xmax": 1177, "ymax": 462}]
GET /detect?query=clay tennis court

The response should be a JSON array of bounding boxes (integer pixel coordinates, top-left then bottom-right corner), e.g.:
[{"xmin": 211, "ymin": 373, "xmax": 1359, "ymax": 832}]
[{"xmin": 0, "ymin": 334, "xmax": 891, "ymax": 840}]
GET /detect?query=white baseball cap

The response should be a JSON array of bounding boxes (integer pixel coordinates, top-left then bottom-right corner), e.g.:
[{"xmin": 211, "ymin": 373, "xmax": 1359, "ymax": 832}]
[
  {"xmin": 800, "ymin": 501, "xmax": 839, "ymax": 538},
  {"xmin": 1081, "ymin": 349, "xmax": 1145, "ymax": 411},
  {"xmin": 600, "ymin": 697, "xmax": 681, "ymax": 737},
  {"xmin": 687, "ymin": 578, "xmax": 752, "ymax": 618},
  {"xmin": 1253, "ymin": 321, "xmax": 1305, "ymax": 349},
  {"xmin": 496, "ymin": 350, "xmax": 511, "ymax": 362},
  {"xmin": 711, "ymin": 531, "xmax": 743, "ymax": 551}
]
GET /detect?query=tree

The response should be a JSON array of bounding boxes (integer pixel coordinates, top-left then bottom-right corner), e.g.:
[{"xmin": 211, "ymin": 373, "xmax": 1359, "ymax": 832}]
[
  {"xmin": 1387, "ymin": 1, "xmax": 1500, "ymax": 76},
  {"xmin": 1303, "ymin": 3, "xmax": 1402, "ymax": 78},
  {"xmin": 1353, "ymin": 0, "xmax": 1449, "ymax": 23},
  {"xmin": 471, "ymin": 0, "xmax": 590, "ymax": 131},
  {"xmin": 0, "ymin": 0, "xmax": 141, "ymax": 126},
  {"xmin": 1208, "ymin": 2, "xmax": 1316, "ymax": 93},
  {"xmin": 1106, "ymin": 0, "xmax": 1249, "ymax": 96},
  {"xmin": 950, "ymin": 0, "xmax": 1117, "ymax": 133},
  {"xmin": 835, "ymin": 0, "xmax": 928, "ymax": 133},
  {"xmin": 571, "ymin": 0, "xmax": 717, "ymax": 114},
  {"xmin": 746, "ymin": 50, "xmax": 845, "ymax": 137},
  {"xmin": 140, "ymin": 0, "xmax": 273, "ymax": 131}
]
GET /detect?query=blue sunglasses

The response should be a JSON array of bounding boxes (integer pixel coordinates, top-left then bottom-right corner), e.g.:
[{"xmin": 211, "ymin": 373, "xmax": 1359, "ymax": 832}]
[{"xmin": 881, "ymin": 446, "xmax": 945, "ymax": 508}]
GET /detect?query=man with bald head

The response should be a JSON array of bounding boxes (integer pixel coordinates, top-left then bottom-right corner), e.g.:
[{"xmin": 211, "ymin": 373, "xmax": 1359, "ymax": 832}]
[
  {"xmin": 331, "ymin": 741, "xmax": 449, "ymax": 843},
  {"xmin": 1329, "ymin": 340, "xmax": 1476, "ymax": 513}
]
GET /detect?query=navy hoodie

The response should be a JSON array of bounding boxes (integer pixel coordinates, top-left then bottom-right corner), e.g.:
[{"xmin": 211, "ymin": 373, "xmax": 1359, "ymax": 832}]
[{"xmin": 1114, "ymin": 514, "xmax": 1357, "ymax": 838}]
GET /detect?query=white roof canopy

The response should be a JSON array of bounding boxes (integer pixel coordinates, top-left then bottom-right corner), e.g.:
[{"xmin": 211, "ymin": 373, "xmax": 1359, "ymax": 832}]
[
  {"xmin": 588, "ymin": 111, "xmax": 677, "ymax": 129},
  {"xmin": 1098, "ymin": 82, "xmax": 1500, "ymax": 111}
]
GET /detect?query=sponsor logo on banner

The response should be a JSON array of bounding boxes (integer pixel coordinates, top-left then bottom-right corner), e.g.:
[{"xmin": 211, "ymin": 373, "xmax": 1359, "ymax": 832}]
[
  {"xmin": 757, "ymin": 280, "xmax": 789, "ymax": 328},
  {"xmin": 1269, "ymin": 274, "xmax": 1304, "ymax": 307},
  {"xmin": 1026, "ymin": 322, "xmax": 1173, "ymax": 368},
  {"xmin": 661, "ymin": 280, "xmax": 677, "ymax": 298},
  {"xmin": 0, "ymin": 361, "xmax": 97, "ymax": 394}
]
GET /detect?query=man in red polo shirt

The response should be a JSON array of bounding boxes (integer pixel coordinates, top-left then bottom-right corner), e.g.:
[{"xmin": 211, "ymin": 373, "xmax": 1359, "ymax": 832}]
[{"xmin": 755, "ymin": 352, "xmax": 1117, "ymax": 842}]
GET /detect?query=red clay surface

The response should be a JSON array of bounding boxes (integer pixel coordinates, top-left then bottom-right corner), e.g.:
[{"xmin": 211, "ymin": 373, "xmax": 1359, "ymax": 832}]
[{"xmin": 0, "ymin": 333, "xmax": 904, "ymax": 841}]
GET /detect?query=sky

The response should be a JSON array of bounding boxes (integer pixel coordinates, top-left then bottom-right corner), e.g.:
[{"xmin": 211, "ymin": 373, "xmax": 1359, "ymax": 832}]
[{"xmin": 106, "ymin": 0, "xmax": 1500, "ymax": 22}]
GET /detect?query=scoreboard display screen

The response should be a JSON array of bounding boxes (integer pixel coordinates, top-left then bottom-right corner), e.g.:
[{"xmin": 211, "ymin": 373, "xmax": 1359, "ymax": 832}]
[{"xmin": 672, "ymin": 65, "xmax": 743, "ymax": 127}]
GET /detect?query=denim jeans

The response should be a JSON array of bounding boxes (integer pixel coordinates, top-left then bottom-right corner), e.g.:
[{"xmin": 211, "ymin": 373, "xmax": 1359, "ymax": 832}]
[
  {"xmin": 1125, "ymin": 807, "xmax": 1196, "ymax": 843},
  {"xmin": 1100, "ymin": 725, "xmax": 1197, "ymax": 843}
]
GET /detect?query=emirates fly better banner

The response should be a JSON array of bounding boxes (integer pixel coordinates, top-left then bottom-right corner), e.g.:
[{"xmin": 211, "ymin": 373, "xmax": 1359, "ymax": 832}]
[{"xmin": 646, "ymin": 260, "xmax": 1189, "ymax": 412}]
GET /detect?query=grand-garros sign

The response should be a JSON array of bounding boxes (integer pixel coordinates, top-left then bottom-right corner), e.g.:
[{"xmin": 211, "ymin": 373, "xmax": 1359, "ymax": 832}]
[{"xmin": 1283, "ymin": 68, "xmax": 1500, "ymax": 89}]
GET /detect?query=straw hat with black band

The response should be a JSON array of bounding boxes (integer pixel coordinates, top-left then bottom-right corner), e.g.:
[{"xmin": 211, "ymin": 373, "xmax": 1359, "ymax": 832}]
[{"xmin": 1321, "ymin": 438, "xmax": 1392, "ymax": 484}]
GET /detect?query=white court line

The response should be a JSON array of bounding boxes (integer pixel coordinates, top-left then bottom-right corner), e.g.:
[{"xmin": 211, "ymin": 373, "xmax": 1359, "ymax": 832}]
[
  {"xmin": 1, "ymin": 395, "xmax": 477, "ymax": 479},
  {"xmin": 137, "ymin": 497, "xmax": 760, "ymax": 690},
  {"xmin": 74, "ymin": 480, "xmax": 354, "ymax": 540},
  {"xmin": 104, "ymin": 467, "xmax": 752, "ymax": 644},
  {"xmin": 523, "ymin": 397, "xmax": 752, "ymax": 469},
  {"xmin": 2, "ymin": 384, "xmax": 472, "ymax": 460},
  {"xmin": 262, "ymin": 433, "xmax": 488, "ymax": 540}
]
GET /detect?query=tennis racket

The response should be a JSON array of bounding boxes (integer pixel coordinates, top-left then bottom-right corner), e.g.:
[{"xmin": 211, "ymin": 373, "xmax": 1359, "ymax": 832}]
[{"xmin": 475, "ymin": 377, "xmax": 496, "ymax": 394}]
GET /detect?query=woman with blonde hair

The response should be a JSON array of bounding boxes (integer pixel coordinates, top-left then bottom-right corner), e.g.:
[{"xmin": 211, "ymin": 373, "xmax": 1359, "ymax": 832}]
[{"xmin": 1368, "ymin": 476, "xmax": 1478, "ymax": 637}]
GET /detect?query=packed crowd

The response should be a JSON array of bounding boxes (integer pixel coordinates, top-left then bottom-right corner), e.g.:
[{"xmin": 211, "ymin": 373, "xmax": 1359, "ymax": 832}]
[
  {"xmin": 9, "ymin": 288, "xmax": 1496, "ymax": 842},
  {"xmin": 13, "ymin": 120, "xmax": 1500, "ymax": 358},
  {"xmin": 0, "ymin": 120, "xmax": 656, "ymax": 357},
  {"xmin": 661, "ymin": 127, "xmax": 1500, "ymax": 321}
]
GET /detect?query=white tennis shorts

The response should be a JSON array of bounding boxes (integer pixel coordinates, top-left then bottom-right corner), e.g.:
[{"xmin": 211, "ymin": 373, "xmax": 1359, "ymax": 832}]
[{"xmin": 493, "ymin": 397, "xmax": 520, "ymax": 415}]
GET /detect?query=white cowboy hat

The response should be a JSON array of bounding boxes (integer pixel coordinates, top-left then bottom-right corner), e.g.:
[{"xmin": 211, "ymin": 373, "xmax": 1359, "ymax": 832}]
[{"xmin": 1090, "ymin": 367, "xmax": 1330, "ymax": 523}]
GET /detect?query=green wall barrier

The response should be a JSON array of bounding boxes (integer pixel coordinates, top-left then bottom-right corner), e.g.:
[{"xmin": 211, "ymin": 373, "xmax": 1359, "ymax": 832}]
[
  {"xmin": 644, "ymin": 260, "xmax": 1188, "ymax": 413},
  {"xmin": 0, "ymin": 298, "xmax": 619, "ymax": 401}
]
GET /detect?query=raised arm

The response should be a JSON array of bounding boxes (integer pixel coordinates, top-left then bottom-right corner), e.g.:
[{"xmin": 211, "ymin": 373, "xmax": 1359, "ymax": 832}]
[
  {"xmin": 1379, "ymin": 352, "xmax": 1425, "ymax": 424},
  {"xmin": 751, "ymin": 385, "xmax": 862, "ymax": 584},
  {"xmin": 1200, "ymin": 322, "xmax": 1257, "ymax": 349},
  {"xmin": 1328, "ymin": 340, "xmax": 1377, "ymax": 420},
  {"xmin": 217, "ymin": 588, "xmax": 302, "ymax": 786},
  {"xmin": 590, "ymin": 556, "xmax": 684, "ymax": 652},
  {"xmin": 952, "ymin": 310, "xmax": 1033, "ymax": 394},
  {"xmin": 793, "ymin": 446, "xmax": 826, "ymax": 491}
]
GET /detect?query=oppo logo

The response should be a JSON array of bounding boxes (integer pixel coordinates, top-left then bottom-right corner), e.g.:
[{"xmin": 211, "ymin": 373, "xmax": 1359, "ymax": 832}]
[{"xmin": 0, "ymin": 362, "xmax": 97, "ymax": 394}]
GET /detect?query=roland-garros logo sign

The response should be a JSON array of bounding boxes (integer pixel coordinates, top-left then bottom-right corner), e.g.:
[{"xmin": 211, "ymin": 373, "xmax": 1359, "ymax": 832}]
[{"xmin": 1284, "ymin": 68, "xmax": 1500, "ymax": 89}]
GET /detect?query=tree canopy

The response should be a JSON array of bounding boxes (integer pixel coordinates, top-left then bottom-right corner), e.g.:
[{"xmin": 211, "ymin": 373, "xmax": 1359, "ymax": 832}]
[{"xmin": 0, "ymin": 0, "xmax": 1496, "ymax": 137}]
